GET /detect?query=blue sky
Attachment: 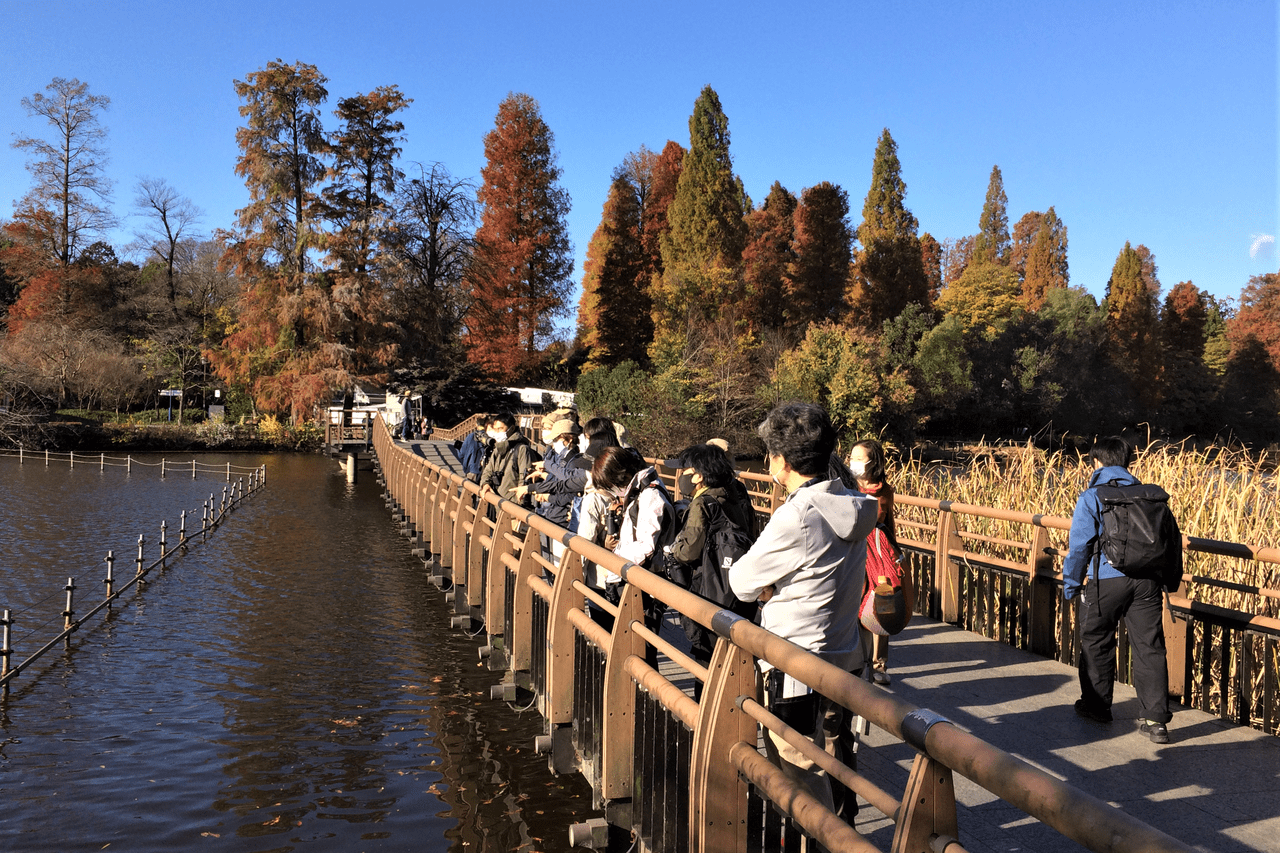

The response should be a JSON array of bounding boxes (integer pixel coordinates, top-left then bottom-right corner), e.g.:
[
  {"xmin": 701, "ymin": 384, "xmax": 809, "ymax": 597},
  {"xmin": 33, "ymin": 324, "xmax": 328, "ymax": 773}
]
[{"xmin": 2, "ymin": 1, "xmax": 1276, "ymax": 323}]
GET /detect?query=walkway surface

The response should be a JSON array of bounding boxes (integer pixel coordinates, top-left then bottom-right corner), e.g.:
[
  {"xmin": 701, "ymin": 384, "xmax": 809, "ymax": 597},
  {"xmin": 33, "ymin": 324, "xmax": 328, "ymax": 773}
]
[{"xmin": 392, "ymin": 438, "xmax": 1279, "ymax": 852}]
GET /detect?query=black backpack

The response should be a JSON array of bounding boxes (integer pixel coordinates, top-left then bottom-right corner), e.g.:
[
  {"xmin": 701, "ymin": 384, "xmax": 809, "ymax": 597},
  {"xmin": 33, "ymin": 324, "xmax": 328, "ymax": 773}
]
[
  {"xmin": 694, "ymin": 499, "xmax": 756, "ymax": 609},
  {"xmin": 1093, "ymin": 480, "xmax": 1183, "ymax": 593}
]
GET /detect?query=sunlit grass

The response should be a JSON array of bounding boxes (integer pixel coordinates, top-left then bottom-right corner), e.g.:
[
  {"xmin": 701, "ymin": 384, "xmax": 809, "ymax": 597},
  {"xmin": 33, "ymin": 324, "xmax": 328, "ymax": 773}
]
[{"xmin": 892, "ymin": 440, "xmax": 1280, "ymax": 618}]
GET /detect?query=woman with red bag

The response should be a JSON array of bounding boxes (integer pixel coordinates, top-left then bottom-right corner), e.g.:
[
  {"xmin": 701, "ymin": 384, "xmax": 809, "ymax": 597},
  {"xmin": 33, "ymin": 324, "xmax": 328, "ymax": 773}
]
[{"xmin": 851, "ymin": 439, "xmax": 906, "ymax": 684}]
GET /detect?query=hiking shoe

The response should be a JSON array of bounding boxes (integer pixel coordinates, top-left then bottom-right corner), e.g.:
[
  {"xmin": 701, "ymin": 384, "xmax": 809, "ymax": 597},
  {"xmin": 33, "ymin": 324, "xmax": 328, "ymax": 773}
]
[
  {"xmin": 872, "ymin": 670, "xmax": 891, "ymax": 685},
  {"xmin": 1140, "ymin": 721, "xmax": 1170, "ymax": 743},
  {"xmin": 1074, "ymin": 699, "xmax": 1112, "ymax": 723}
]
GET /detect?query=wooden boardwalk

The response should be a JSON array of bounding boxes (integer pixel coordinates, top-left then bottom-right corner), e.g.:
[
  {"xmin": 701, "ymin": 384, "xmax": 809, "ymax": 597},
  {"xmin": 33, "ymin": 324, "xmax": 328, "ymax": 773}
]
[{"xmin": 394, "ymin": 437, "xmax": 1279, "ymax": 853}]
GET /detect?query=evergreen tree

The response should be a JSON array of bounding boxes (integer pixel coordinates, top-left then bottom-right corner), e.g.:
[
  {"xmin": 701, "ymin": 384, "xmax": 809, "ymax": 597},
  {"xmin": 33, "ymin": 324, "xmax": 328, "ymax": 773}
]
[
  {"xmin": 787, "ymin": 181, "xmax": 852, "ymax": 328},
  {"xmin": 849, "ymin": 128, "xmax": 928, "ymax": 328},
  {"xmin": 652, "ymin": 86, "xmax": 749, "ymax": 365},
  {"xmin": 1105, "ymin": 241, "xmax": 1162, "ymax": 415},
  {"xmin": 641, "ymin": 141, "xmax": 684, "ymax": 281},
  {"xmin": 741, "ymin": 181, "xmax": 797, "ymax": 334},
  {"xmin": 973, "ymin": 165, "xmax": 1010, "ymax": 265},
  {"xmin": 578, "ymin": 174, "xmax": 650, "ymax": 368},
  {"xmin": 1021, "ymin": 207, "xmax": 1069, "ymax": 310},
  {"xmin": 464, "ymin": 92, "xmax": 574, "ymax": 382},
  {"xmin": 1160, "ymin": 280, "xmax": 1215, "ymax": 435},
  {"xmin": 1009, "ymin": 211, "xmax": 1043, "ymax": 280}
]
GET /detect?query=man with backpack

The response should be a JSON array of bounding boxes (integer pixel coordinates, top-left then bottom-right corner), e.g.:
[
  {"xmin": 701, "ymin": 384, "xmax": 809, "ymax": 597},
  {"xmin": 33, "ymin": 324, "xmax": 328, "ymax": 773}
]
[{"xmin": 1063, "ymin": 436, "xmax": 1182, "ymax": 744}]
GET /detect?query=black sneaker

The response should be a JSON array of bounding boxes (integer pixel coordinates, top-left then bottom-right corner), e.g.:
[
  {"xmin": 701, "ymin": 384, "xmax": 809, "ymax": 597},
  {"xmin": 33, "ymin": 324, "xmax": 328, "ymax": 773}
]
[
  {"xmin": 1139, "ymin": 721, "xmax": 1170, "ymax": 743},
  {"xmin": 1074, "ymin": 699, "xmax": 1112, "ymax": 723}
]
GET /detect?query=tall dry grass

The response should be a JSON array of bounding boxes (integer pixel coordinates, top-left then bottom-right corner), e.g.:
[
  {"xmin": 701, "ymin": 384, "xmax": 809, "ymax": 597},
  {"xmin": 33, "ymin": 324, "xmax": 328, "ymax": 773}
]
[{"xmin": 892, "ymin": 441, "xmax": 1280, "ymax": 619}]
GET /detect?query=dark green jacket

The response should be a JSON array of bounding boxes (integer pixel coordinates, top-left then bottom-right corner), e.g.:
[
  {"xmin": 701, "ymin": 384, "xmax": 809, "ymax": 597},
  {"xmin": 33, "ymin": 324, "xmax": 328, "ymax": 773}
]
[{"xmin": 670, "ymin": 482, "xmax": 756, "ymax": 566}]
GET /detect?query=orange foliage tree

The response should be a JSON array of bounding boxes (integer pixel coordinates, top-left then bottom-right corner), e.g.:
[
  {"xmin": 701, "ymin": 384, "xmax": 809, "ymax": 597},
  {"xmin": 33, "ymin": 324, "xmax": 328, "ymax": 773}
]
[{"xmin": 464, "ymin": 93, "xmax": 573, "ymax": 382}]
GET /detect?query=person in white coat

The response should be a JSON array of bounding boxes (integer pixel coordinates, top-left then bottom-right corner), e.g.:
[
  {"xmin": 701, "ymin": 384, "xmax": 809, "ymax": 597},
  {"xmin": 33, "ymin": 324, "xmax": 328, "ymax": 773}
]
[{"xmin": 730, "ymin": 402, "xmax": 878, "ymax": 813}]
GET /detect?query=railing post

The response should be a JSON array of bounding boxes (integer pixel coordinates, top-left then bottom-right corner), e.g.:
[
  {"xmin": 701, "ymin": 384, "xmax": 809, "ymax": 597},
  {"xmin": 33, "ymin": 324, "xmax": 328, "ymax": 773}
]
[
  {"xmin": 935, "ymin": 503, "xmax": 963, "ymax": 624},
  {"xmin": 2, "ymin": 609, "xmax": 13, "ymax": 690},
  {"xmin": 160, "ymin": 520, "xmax": 168, "ymax": 566},
  {"xmin": 45, "ymin": 449, "xmax": 49, "ymax": 466},
  {"xmin": 100, "ymin": 452, "xmax": 104, "ymax": 471},
  {"xmin": 202, "ymin": 501, "xmax": 209, "ymax": 535},
  {"xmin": 221, "ymin": 487, "xmax": 228, "ymax": 517},
  {"xmin": 1164, "ymin": 596, "xmax": 1188, "ymax": 700},
  {"xmin": 104, "ymin": 551, "xmax": 115, "ymax": 600},
  {"xmin": 63, "ymin": 577, "xmax": 76, "ymax": 635},
  {"xmin": 690, "ymin": 637, "xmax": 760, "ymax": 852},
  {"xmin": 135, "ymin": 535, "xmax": 145, "ymax": 583},
  {"xmin": 192, "ymin": 459, "xmax": 197, "ymax": 479},
  {"xmin": 127, "ymin": 454, "xmax": 131, "ymax": 473},
  {"xmin": 227, "ymin": 462, "xmax": 231, "ymax": 482},
  {"xmin": 180, "ymin": 510, "xmax": 187, "ymax": 543},
  {"xmin": 209, "ymin": 492, "xmax": 216, "ymax": 524},
  {"xmin": 891, "ymin": 753, "xmax": 959, "ymax": 853},
  {"xmin": 599, "ymin": 583, "xmax": 648, "ymax": 799},
  {"xmin": 161, "ymin": 458, "xmax": 165, "ymax": 478},
  {"xmin": 1028, "ymin": 525, "xmax": 1057, "ymax": 657},
  {"xmin": 69, "ymin": 450, "xmax": 73, "ymax": 469}
]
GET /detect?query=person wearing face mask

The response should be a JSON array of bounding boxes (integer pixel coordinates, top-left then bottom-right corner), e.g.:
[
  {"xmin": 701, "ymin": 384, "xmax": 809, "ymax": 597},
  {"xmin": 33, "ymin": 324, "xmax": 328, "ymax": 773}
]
[
  {"xmin": 591, "ymin": 446, "xmax": 676, "ymax": 651},
  {"xmin": 850, "ymin": 439, "xmax": 897, "ymax": 686},
  {"xmin": 516, "ymin": 419, "xmax": 583, "ymax": 564},
  {"xmin": 669, "ymin": 443, "xmax": 758, "ymax": 678},
  {"xmin": 454, "ymin": 415, "xmax": 491, "ymax": 482},
  {"xmin": 478, "ymin": 412, "xmax": 540, "ymax": 503},
  {"xmin": 729, "ymin": 403, "xmax": 879, "ymax": 814}
]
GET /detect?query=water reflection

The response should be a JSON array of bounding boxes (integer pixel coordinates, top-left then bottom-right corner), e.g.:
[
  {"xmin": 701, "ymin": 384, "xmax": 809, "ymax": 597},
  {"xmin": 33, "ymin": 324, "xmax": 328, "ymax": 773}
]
[{"xmin": 0, "ymin": 454, "xmax": 592, "ymax": 852}]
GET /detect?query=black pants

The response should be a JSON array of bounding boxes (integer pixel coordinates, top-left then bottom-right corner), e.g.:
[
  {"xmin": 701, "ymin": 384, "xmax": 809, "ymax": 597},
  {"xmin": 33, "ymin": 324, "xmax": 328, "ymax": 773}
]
[{"xmin": 1078, "ymin": 576, "xmax": 1171, "ymax": 723}]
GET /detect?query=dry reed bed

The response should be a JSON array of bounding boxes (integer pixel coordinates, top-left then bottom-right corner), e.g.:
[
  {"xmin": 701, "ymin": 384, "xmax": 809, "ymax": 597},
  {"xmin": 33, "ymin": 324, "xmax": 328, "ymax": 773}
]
[{"xmin": 893, "ymin": 443, "xmax": 1280, "ymax": 620}]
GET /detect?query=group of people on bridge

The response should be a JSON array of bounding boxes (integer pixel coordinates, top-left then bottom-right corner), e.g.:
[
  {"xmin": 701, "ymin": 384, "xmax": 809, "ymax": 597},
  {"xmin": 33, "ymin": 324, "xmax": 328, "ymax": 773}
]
[{"xmin": 445, "ymin": 401, "xmax": 1182, "ymax": 811}]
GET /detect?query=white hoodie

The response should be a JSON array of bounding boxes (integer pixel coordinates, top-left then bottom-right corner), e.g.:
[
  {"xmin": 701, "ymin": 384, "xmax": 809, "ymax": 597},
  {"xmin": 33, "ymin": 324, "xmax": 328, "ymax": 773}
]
[{"xmin": 729, "ymin": 478, "xmax": 879, "ymax": 683}]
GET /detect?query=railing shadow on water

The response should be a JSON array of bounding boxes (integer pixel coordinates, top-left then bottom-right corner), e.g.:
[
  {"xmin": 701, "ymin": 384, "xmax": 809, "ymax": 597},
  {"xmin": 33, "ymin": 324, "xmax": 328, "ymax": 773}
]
[
  {"xmin": 373, "ymin": 417, "xmax": 1207, "ymax": 853},
  {"xmin": 0, "ymin": 461, "xmax": 268, "ymax": 696}
]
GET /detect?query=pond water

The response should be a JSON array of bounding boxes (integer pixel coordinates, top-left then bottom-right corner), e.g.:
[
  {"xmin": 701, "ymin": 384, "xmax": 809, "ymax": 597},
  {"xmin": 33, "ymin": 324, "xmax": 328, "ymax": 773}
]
[{"xmin": 0, "ymin": 453, "xmax": 592, "ymax": 852}]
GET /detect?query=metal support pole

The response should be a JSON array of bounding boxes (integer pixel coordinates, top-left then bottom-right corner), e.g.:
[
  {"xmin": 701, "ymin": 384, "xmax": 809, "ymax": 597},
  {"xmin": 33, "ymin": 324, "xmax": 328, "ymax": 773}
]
[
  {"xmin": 227, "ymin": 462, "xmax": 231, "ymax": 482},
  {"xmin": 63, "ymin": 577, "xmax": 76, "ymax": 633},
  {"xmin": 69, "ymin": 450, "xmax": 74, "ymax": 469},
  {"xmin": 209, "ymin": 493, "xmax": 215, "ymax": 525},
  {"xmin": 221, "ymin": 487, "xmax": 228, "ymax": 516},
  {"xmin": 45, "ymin": 449, "xmax": 49, "ymax": 466},
  {"xmin": 160, "ymin": 520, "xmax": 167, "ymax": 565},
  {"xmin": 192, "ymin": 459, "xmax": 197, "ymax": 480},
  {"xmin": 104, "ymin": 551, "xmax": 115, "ymax": 599},
  {"xmin": 127, "ymin": 455, "xmax": 131, "ymax": 473},
  {"xmin": 202, "ymin": 502, "xmax": 208, "ymax": 535},
  {"xmin": 180, "ymin": 510, "xmax": 186, "ymax": 543},
  {"xmin": 100, "ymin": 452, "xmax": 104, "ymax": 471},
  {"xmin": 161, "ymin": 458, "xmax": 165, "ymax": 478},
  {"xmin": 18, "ymin": 446, "xmax": 22, "ymax": 464},
  {"xmin": 1, "ymin": 609, "xmax": 12, "ymax": 688},
  {"xmin": 135, "ymin": 535, "xmax": 145, "ymax": 582},
  {"xmin": 346, "ymin": 452, "xmax": 357, "ymax": 484}
]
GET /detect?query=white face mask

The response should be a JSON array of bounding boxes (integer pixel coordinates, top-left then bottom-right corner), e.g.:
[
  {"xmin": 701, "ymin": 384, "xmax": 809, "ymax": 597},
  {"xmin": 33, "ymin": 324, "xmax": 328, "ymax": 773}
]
[
  {"xmin": 850, "ymin": 460, "xmax": 867, "ymax": 479},
  {"xmin": 552, "ymin": 440, "xmax": 567, "ymax": 453},
  {"xmin": 488, "ymin": 429, "xmax": 504, "ymax": 442},
  {"xmin": 541, "ymin": 430, "xmax": 554, "ymax": 444}
]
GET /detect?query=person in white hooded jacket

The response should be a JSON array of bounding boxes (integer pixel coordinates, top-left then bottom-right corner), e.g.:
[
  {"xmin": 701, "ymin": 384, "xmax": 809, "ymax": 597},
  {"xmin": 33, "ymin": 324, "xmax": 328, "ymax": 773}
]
[{"xmin": 729, "ymin": 402, "xmax": 879, "ymax": 813}]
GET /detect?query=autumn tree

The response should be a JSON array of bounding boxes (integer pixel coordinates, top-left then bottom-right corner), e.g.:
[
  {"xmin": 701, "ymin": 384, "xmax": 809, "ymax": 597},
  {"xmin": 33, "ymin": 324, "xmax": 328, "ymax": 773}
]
[
  {"xmin": 464, "ymin": 92, "xmax": 573, "ymax": 382},
  {"xmin": 934, "ymin": 260, "xmax": 1022, "ymax": 339},
  {"xmin": 652, "ymin": 86, "xmax": 749, "ymax": 365},
  {"xmin": 787, "ymin": 181, "xmax": 853, "ymax": 329},
  {"xmin": 1009, "ymin": 211, "xmax": 1042, "ymax": 279},
  {"xmin": 11, "ymin": 77, "xmax": 115, "ymax": 268},
  {"xmin": 1229, "ymin": 272, "xmax": 1280, "ymax": 370},
  {"xmin": 228, "ymin": 60, "xmax": 329, "ymax": 278},
  {"xmin": 1105, "ymin": 241, "xmax": 1162, "ymax": 414},
  {"xmin": 741, "ymin": 182, "xmax": 796, "ymax": 334},
  {"xmin": 849, "ymin": 129, "xmax": 928, "ymax": 328},
  {"xmin": 214, "ymin": 59, "xmax": 332, "ymax": 420},
  {"xmin": 578, "ymin": 173, "xmax": 650, "ymax": 368},
  {"xmin": 133, "ymin": 177, "xmax": 203, "ymax": 306},
  {"xmin": 941, "ymin": 235, "xmax": 975, "ymax": 286},
  {"xmin": 973, "ymin": 165, "xmax": 1010, "ymax": 266},
  {"xmin": 1021, "ymin": 207, "xmax": 1069, "ymax": 310},
  {"xmin": 640, "ymin": 141, "xmax": 685, "ymax": 282}
]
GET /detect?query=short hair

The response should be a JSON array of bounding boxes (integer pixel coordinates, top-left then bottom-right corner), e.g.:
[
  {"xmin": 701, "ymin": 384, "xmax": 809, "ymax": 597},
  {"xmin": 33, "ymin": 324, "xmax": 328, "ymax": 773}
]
[
  {"xmin": 584, "ymin": 417, "xmax": 620, "ymax": 446},
  {"xmin": 475, "ymin": 413, "xmax": 491, "ymax": 428},
  {"xmin": 591, "ymin": 446, "xmax": 646, "ymax": 492},
  {"xmin": 757, "ymin": 402, "xmax": 835, "ymax": 478},
  {"xmin": 851, "ymin": 439, "xmax": 887, "ymax": 485},
  {"xmin": 490, "ymin": 411, "xmax": 516, "ymax": 432},
  {"xmin": 678, "ymin": 444, "xmax": 736, "ymax": 490},
  {"xmin": 1090, "ymin": 436, "xmax": 1133, "ymax": 469}
]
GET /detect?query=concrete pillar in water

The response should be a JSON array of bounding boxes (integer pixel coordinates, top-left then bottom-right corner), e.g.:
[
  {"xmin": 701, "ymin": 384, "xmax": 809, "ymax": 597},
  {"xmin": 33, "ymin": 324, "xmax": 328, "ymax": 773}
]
[{"xmin": 346, "ymin": 453, "xmax": 357, "ymax": 484}]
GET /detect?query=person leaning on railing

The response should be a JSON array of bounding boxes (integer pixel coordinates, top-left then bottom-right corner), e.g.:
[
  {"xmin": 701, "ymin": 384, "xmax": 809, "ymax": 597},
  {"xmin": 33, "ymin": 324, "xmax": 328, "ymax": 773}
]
[
  {"xmin": 850, "ymin": 438, "xmax": 897, "ymax": 685},
  {"xmin": 727, "ymin": 402, "xmax": 879, "ymax": 813}
]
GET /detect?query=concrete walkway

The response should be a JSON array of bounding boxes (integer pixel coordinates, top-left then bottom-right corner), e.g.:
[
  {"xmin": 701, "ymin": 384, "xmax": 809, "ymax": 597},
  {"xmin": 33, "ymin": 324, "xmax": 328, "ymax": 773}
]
[{"xmin": 852, "ymin": 618, "xmax": 1280, "ymax": 852}]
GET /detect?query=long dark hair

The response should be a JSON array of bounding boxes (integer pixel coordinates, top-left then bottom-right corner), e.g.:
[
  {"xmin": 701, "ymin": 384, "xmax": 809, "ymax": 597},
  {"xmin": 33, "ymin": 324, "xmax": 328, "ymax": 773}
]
[
  {"xmin": 851, "ymin": 439, "xmax": 888, "ymax": 486},
  {"xmin": 591, "ymin": 446, "xmax": 646, "ymax": 492}
]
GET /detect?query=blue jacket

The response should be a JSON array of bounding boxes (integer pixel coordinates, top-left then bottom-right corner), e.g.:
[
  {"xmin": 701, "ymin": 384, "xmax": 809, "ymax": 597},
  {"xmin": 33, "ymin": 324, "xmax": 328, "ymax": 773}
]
[
  {"xmin": 455, "ymin": 430, "xmax": 487, "ymax": 476},
  {"xmin": 1061, "ymin": 465, "xmax": 1136, "ymax": 600}
]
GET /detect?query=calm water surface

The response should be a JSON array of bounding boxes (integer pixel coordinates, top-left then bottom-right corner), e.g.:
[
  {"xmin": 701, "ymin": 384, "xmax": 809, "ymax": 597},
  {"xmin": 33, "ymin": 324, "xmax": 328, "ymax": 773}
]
[{"xmin": 0, "ymin": 453, "xmax": 592, "ymax": 852}]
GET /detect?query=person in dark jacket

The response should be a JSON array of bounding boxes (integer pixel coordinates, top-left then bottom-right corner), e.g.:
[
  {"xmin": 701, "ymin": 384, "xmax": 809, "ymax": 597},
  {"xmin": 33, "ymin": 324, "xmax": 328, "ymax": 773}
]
[
  {"xmin": 669, "ymin": 443, "xmax": 758, "ymax": 681},
  {"xmin": 479, "ymin": 412, "xmax": 539, "ymax": 502},
  {"xmin": 1062, "ymin": 436, "xmax": 1173, "ymax": 744},
  {"xmin": 454, "ymin": 415, "xmax": 491, "ymax": 482}
]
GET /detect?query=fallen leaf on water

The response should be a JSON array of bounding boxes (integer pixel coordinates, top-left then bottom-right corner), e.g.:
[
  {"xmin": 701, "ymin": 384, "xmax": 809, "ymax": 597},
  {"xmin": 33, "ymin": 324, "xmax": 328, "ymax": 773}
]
[{"xmin": 200, "ymin": 832, "xmax": 220, "ymax": 838}]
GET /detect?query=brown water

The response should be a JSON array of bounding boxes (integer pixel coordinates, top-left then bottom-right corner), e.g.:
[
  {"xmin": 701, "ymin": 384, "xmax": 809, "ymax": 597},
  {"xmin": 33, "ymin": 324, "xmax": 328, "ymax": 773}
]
[{"xmin": 0, "ymin": 453, "xmax": 592, "ymax": 852}]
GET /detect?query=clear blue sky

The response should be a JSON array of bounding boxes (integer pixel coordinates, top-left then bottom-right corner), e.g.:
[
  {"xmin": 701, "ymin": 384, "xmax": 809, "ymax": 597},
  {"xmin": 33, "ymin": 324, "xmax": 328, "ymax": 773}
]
[{"xmin": 2, "ymin": 0, "xmax": 1277, "ymax": 322}]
